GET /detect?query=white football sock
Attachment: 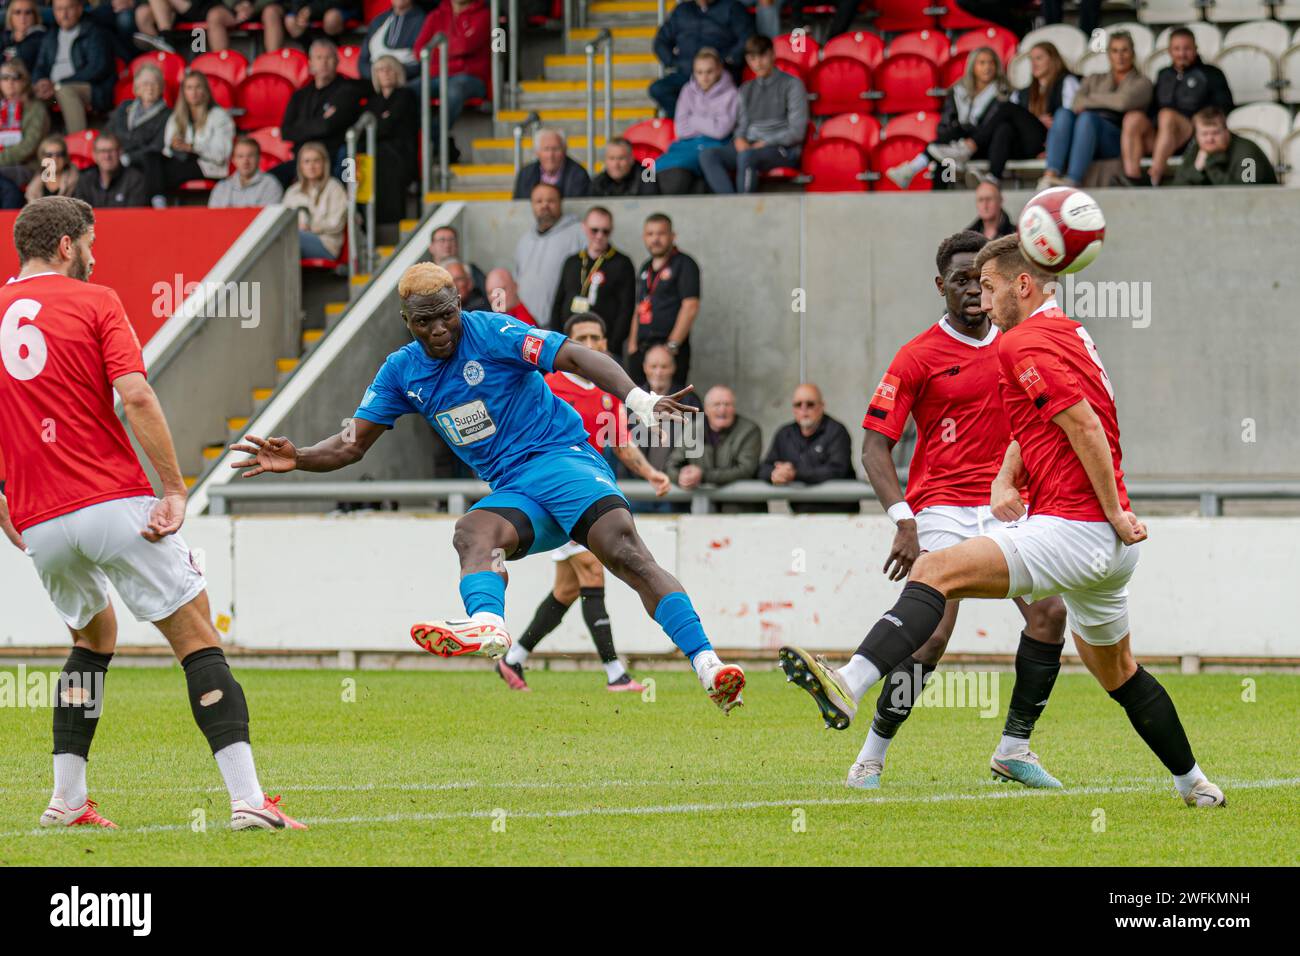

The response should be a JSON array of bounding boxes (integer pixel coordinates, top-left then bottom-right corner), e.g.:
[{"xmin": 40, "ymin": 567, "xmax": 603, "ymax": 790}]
[
  {"xmin": 53, "ymin": 753, "xmax": 88, "ymax": 809},
  {"xmin": 1172, "ymin": 763, "xmax": 1204, "ymax": 798},
  {"xmin": 856, "ymin": 729, "xmax": 892, "ymax": 766},
  {"xmin": 215, "ymin": 741, "xmax": 264, "ymax": 807},
  {"xmin": 691, "ymin": 649, "xmax": 722, "ymax": 683},
  {"xmin": 996, "ymin": 734, "xmax": 1031, "ymax": 757},
  {"xmin": 470, "ymin": 611, "xmax": 506, "ymax": 630},
  {"xmin": 504, "ymin": 643, "xmax": 529, "ymax": 667},
  {"xmin": 603, "ymin": 659, "xmax": 627, "ymax": 682},
  {"xmin": 838, "ymin": 655, "xmax": 882, "ymax": 704}
]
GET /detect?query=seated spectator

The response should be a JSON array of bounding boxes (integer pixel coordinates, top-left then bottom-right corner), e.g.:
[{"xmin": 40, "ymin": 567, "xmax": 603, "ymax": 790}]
[
  {"xmin": 283, "ymin": 140, "xmax": 347, "ymax": 260},
  {"xmin": 140, "ymin": 70, "xmax": 234, "ymax": 206},
  {"xmin": 624, "ymin": 343, "xmax": 702, "ymax": 511},
  {"xmin": 551, "ymin": 205, "xmax": 635, "ymax": 359},
  {"xmin": 628, "ymin": 212, "xmax": 698, "ymax": 391},
  {"xmin": 513, "ymin": 182, "xmax": 585, "ymax": 324},
  {"xmin": 415, "ymin": 0, "xmax": 489, "ymax": 129},
  {"xmin": 1124, "ymin": 27, "xmax": 1233, "ymax": 187},
  {"xmin": 699, "ymin": 34, "xmax": 806, "ymax": 195},
  {"xmin": 590, "ymin": 137, "xmax": 657, "ymax": 197},
  {"xmin": 24, "ymin": 133, "xmax": 78, "ymax": 200},
  {"xmin": 666, "ymin": 384, "xmax": 762, "ymax": 513},
  {"xmin": 444, "ymin": 257, "xmax": 488, "ymax": 311},
  {"xmin": 649, "ymin": 0, "xmax": 751, "ymax": 119},
  {"xmin": 0, "ymin": 169, "xmax": 22, "ymax": 206},
  {"xmin": 0, "ymin": 58, "xmax": 50, "ymax": 188},
  {"xmin": 86, "ymin": 0, "xmax": 138, "ymax": 61},
  {"xmin": 358, "ymin": 0, "xmax": 425, "ymax": 84},
  {"xmin": 209, "ymin": 134, "xmax": 284, "ymax": 206},
  {"xmin": 887, "ymin": 46, "xmax": 1009, "ymax": 190},
  {"xmin": 759, "ymin": 383, "xmax": 857, "ymax": 514},
  {"xmin": 273, "ymin": 38, "xmax": 363, "ymax": 187},
  {"xmin": 106, "ymin": 62, "xmax": 166, "ymax": 173},
  {"xmin": 73, "ymin": 130, "xmax": 147, "ymax": 205},
  {"xmin": 429, "ymin": 223, "xmax": 485, "ymax": 295},
  {"xmin": 966, "ymin": 179, "xmax": 1014, "ymax": 239},
  {"xmin": 655, "ymin": 47, "xmax": 737, "ymax": 196},
  {"xmin": 367, "ymin": 53, "xmax": 418, "ymax": 224},
  {"xmin": 206, "ymin": 0, "xmax": 289, "ymax": 54},
  {"xmin": 511, "ymin": 127, "xmax": 590, "ymax": 200},
  {"xmin": 32, "ymin": 0, "xmax": 114, "ymax": 134},
  {"xmin": 485, "ymin": 267, "xmax": 535, "ymax": 325},
  {"xmin": 2, "ymin": 0, "xmax": 47, "ymax": 73},
  {"xmin": 1173, "ymin": 106, "xmax": 1275, "ymax": 187},
  {"xmin": 286, "ymin": 0, "xmax": 358, "ymax": 44},
  {"xmin": 1039, "ymin": 31, "xmax": 1151, "ymax": 189}
]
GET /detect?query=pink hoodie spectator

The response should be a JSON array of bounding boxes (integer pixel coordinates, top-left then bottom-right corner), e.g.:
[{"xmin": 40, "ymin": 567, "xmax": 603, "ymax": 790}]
[{"xmin": 673, "ymin": 70, "xmax": 739, "ymax": 141}]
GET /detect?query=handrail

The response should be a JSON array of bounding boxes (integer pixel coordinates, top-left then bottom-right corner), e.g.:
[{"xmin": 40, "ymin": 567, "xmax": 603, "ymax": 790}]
[
  {"xmin": 344, "ymin": 110, "xmax": 377, "ymax": 282},
  {"xmin": 490, "ymin": 0, "xmax": 501, "ymax": 121},
  {"xmin": 512, "ymin": 110, "xmax": 542, "ymax": 176},
  {"xmin": 508, "ymin": 0, "xmax": 519, "ymax": 110},
  {"xmin": 419, "ymin": 37, "xmax": 451, "ymax": 205},
  {"xmin": 657, "ymin": 0, "xmax": 666, "ymax": 78},
  {"xmin": 585, "ymin": 28, "xmax": 614, "ymax": 173}
]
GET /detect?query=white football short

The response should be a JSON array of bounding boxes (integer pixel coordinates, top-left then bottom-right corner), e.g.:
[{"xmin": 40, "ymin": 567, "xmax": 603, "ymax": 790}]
[
  {"xmin": 914, "ymin": 504, "xmax": 1007, "ymax": 553},
  {"xmin": 23, "ymin": 496, "xmax": 206, "ymax": 630},
  {"xmin": 983, "ymin": 514, "xmax": 1139, "ymax": 647},
  {"xmin": 550, "ymin": 539, "xmax": 589, "ymax": 562}
]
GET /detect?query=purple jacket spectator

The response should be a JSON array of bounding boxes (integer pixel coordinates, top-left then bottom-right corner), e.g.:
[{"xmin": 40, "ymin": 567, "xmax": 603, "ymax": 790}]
[{"xmin": 674, "ymin": 69, "xmax": 738, "ymax": 140}]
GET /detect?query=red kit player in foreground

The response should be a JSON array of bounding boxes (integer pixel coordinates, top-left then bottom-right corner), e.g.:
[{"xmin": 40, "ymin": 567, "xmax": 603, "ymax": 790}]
[{"xmin": 0, "ymin": 197, "xmax": 303, "ymax": 830}]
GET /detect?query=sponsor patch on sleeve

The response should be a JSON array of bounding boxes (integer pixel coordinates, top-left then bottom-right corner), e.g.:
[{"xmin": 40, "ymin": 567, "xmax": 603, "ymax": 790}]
[
  {"xmin": 1013, "ymin": 357, "xmax": 1048, "ymax": 407},
  {"xmin": 866, "ymin": 372, "xmax": 901, "ymax": 420},
  {"xmin": 521, "ymin": 333, "xmax": 544, "ymax": 365}
]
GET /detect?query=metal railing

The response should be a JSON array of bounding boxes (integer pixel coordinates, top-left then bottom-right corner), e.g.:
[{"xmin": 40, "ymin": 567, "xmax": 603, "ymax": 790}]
[
  {"xmin": 512, "ymin": 110, "xmax": 542, "ymax": 176},
  {"xmin": 344, "ymin": 111, "xmax": 377, "ymax": 282},
  {"xmin": 508, "ymin": 0, "xmax": 519, "ymax": 110},
  {"xmin": 419, "ymin": 37, "xmax": 451, "ymax": 206},
  {"xmin": 490, "ymin": 0, "xmax": 501, "ymax": 121},
  {"xmin": 657, "ymin": 0, "xmax": 666, "ymax": 78},
  {"xmin": 585, "ymin": 28, "xmax": 614, "ymax": 172}
]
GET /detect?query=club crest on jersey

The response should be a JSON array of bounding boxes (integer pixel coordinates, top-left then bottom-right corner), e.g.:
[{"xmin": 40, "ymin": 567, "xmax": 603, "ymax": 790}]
[
  {"xmin": 462, "ymin": 360, "xmax": 485, "ymax": 386},
  {"xmin": 521, "ymin": 334, "xmax": 544, "ymax": 365},
  {"xmin": 601, "ymin": 393, "xmax": 613, "ymax": 411}
]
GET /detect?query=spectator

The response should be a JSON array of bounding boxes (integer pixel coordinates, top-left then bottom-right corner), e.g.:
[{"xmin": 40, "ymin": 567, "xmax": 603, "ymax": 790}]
[
  {"xmin": 655, "ymin": 47, "xmax": 737, "ymax": 196},
  {"xmin": 666, "ymin": 384, "xmax": 762, "ymax": 513},
  {"xmin": 283, "ymin": 140, "xmax": 347, "ymax": 260},
  {"xmin": 793, "ymin": 0, "xmax": 858, "ymax": 44},
  {"xmin": 415, "ymin": 0, "xmax": 489, "ymax": 128},
  {"xmin": 887, "ymin": 46, "xmax": 1009, "ymax": 190},
  {"xmin": 511, "ymin": 127, "xmax": 590, "ymax": 200},
  {"xmin": 86, "ymin": 0, "xmax": 138, "ymax": 61},
  {"xmin": 1039, "ymin": 31, "xmax": 1151, "ymax": 189},
  {"xmin": 206, "ymin": 0, "xmax": 289, "ymax": 54},
  {"xmin": 1124, "ymin": 27, "xmax": 1233, "ymax": 187},
  {"xmin": 0, "ymin": 58, "xmax": 50, "ymax": 188},
  {"xmin": 286, "ymin": 0, "xmax": 357, "ymax": 45},
  {"xmin": 367, "ymin": 53, "xmax": 418, "ymax": 224},
  {"xmin": 550, "ymin": 205, "xmax": 636, "ymax": 359},
  {"xmin": 140, "ymin": 70, "xmax": 234, "ymax": 207},
  {"xmin": 209, "ymin": 135, "xmax": 284, "ymax": 206},
  {"xmin": 73, "ymin": 130, "xmax": 147, "ymax": 206},
  {"xmin": 0, "ymin": 169, "xmax": 22, "ymax": 206},
  {"xmin": 590, "ymin": 137, "xmax": 657, "ymax": 197},
  {"xmin": 650, "ymin": 0, "xmax": 751, "ymax": 118},
  {"xmin": 429, "ymin": 223, "xmax": 485, "ymax": 296},
  {"xmin": 274, "ymin": 38, "xmax": 363, "ymax": 187},
  {"xmin": 1173, "ymin": 106, "xmax": 1275, "ymax": 187},
  {"xmin": 513, "ymin": 182, "xmax": 585, "ymax": 324},
  {"xmin": 445, "ymin": 257, "xmax": 488, "ymax": 311},
  {"xmin": 106, "ymin": 62, "xmax": 166, "ymax": 172},
  {"xmin": 1043, "ymin": 0, "xmax": 1100, "ymax": 47},
  {"xmin": 628, "ymin": 212, "xmax": 698, "ymax": 392},
  {"xmin": 358, "ymin": 0, "xmax": 425, "ymax": 83},
  {"xmin": 699, "ymin": 33, "xmax": 807, "ymax": 194},
  {"xmin": 758, "ymin": 383, "xmax": 857, "ymax": 514},
  {"xmin": 966, "ymin": 179, "xmax": 1014, "ymax": 239},
  {"xmin": 32, "ymin": 0, "xmax": 114, "ymax": 134},
  {"xmin": 2, "ymin": 0, "xmax": 47, "ymax": 73},
  {"xmin": 624, "ymin": 343, "xmax": 702, "ymax": 509},
  {"xmin": 484, "ymin": 267, "xmax": 535, "ymax": 325},
  {"xmin": 133, "ymin": 0, "xmax": 204, "ymax": 54},
  {"xmin": 24, "ymin": 133, "xmax": 78, "ymax": 200}
]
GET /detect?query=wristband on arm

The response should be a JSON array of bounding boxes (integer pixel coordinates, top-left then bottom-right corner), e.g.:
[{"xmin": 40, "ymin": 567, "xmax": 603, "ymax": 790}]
[{"xmin": 887, "ymin": 501, "xmax": 915, "ymax": 525}]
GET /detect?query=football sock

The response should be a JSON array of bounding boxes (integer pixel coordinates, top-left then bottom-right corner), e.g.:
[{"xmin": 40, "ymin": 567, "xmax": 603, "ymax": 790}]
[
  {"xmin": 580, "ymin": 587, "xmax": 619, "ymax": 664},
  {"xmin": 52, "ymin": 646, "xmax": 112, "ymax": 761},
  {"xmin": 182, "ymin": 647, "xmax": 251, "ymax": 754},
  {"xmin": 52, "ymin": 753, "xmax": 88, "ymax": 810},
  {"xmin": 460, "ymin": 570, "xmax": 506, "ymax": 619},
  {"xmin": 604, "ymin": 660, "xmax": 628, "ymax": 682},
  {"xmin": 519, "ymin": 593, "xmax": 571, "ymax": 653},
  {"xmin": 871, "ymin": 655, "xmax": 935, "ymax": 739},
  {"xmin": 214, "ymin": 741, "xmax": 264, "ymax": 807},
  {"xmin": 845, "ymin": 583, "xmax": 947, "ymax": 701},
  {"xmin": 1107, "ymin": 666, "xmax": 1197, "ymax": 779},
  {"xmin": 1173, "ymin": 763, "xmax": 1206, "ymax": 798},
  {"xmin": 1003, "ymin": 631, "xmax": 1063, "ymax": 741},
  {"xmin": 838, "ymin": 655, "xmax": 882, "ymax": 704},
  {"xmin": 856, "ymin": 730, "xmax": 892, "ymax": 766},
  {"xmin": 996, "ymin": 734, "xmax": 1030, "ymax": 757},
  {"xmin": 654, "ymin": 591, "xmax": 712, "ymax": 665},
  {"xmin": 504, "ymin": 643, "xmax": 529, "ymax": 666},
  {"xmin": 691, "ymin": 649, "xmax": 722, "ymax": 681}
]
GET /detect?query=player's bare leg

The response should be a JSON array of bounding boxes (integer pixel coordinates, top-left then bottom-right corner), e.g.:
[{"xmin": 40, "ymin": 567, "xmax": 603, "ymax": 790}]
[
  {"xmin": 989, "ymin": 595, "xmax": 1068, "ymax": 789},
  {"xmin": 584, "ymin": 507, "xmax": 744, "ymax": 713}
]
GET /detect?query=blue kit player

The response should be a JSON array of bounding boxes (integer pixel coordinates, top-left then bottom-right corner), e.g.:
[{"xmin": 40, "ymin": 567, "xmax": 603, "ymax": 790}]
[{"xmin": 230, "ymin": 263, "xmax": 745, "ymax": 713}]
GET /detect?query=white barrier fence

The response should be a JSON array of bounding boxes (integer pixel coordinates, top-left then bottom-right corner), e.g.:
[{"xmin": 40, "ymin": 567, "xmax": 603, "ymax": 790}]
[{"xmin": 3, "ymin": 515, "xmax": 1299, "ymax": 661}]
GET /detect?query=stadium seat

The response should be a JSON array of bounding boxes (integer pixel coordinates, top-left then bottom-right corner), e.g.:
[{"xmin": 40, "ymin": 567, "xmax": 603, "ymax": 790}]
[
  {"xmin": 818, "ymin": 111, "xmax": 881, "ymax": 150},
  {"xmin": 775, "ymin": 32, "xmax": 820, "ymax": 78},
  {"xmin": 1017, "ymin": 24, "xmax": 1088, "ymax": 72},
  {"xmin": 800, "ymin": 137, "xmax": 870, "ymax": 191},
  {"xmin": 248, "ymin": 126, "xmax": 295, "ymax": 170},
  {"xmin": 250, "ymin": 48, "xmax": 311, "ymax": 88},
  {"xmin": 872, "ymin": 0, "xmax": 936, "ymax": 32},
  {"xmin": 821, "ymin": 31, "xmax": 884, "ymax": 71},
  {"xmin": 883, "ymin": 110, "xmax": 939, "ymax": 141},
  {"xmin": 1223, "ymin": 20, "xmax": 1290, "ymax": 58},
  {"xmin": 807, "ymin": 57, "xmax": 873, "ymax": 117},
  {"xmin": 190, "ymin": 49, "xmax": 249, "ymax": 88},
  {"xmin": 1136, "ymin": 0, "xmax": 1201, "ymax": 25},
  {"xmin": 1073, "ymin": 49, "xmax": 1112, "ymax": 77},
  {"xmin": 302, "ymin": 231, "xmax": 348, "ymax": 272},
  {"xmin": 113, "ymin": 63, "xmax": 135, "ymax": 107},
  {"xmin": 234, "ymin": 73, "xmax": 296, "ymax": 130},
  {"xmin": 65, "ymin": 129, "xmax": 98, "ymax": 171},
  {"xmin": 130, "ymin": 50, "xmax": 186, "ymax": 105},
  {"xmin": 871, "ymin": 54, "xmax": 941, "ymax": 115},
  {"xmin": 363, "ymin": 0, "xmax": 387, "ymax": 18},
  {"xmin": 742, "ymin": 58, "xmax": 807, "ymax": 83},
  {"xmin": 940, "ymin": 53, "xmax": 968, "ymax": 88},
  {"xmin": 952, "ymin": 25, "xmax": 1018, "ymax": 66},
  {"xmin": 1204, "ymin": 1, "xmax": 1271, "ymax": 24},
  {"xmin": 205, "ymin": 74, "xmax": 237, "ymax": 111},
  {"xmin": 1154, "ymin": 22, "xmax": 1224, "ymax": 61},
  {"xmin": 1216, "ymin": 40, "xmax": 1281, "ymax": 105},
  {"xmin": 337, "ymin": 45, "xmax": 362, "ymax": 80},
  {"xmin": 887, "ymin": 30, "xmax": 950, "ymax": 67},
  {"xmin": 1227, "ymin": 102, "xmax": 1291, "ymax": 164},
  {"xmin": 623, "ymin": 117, "xmax": 674, "ymax": 163},
  {"xmin": 1282, "ymin": 129, "xmax": 1300, "ymax": 186},
  {"xmin": 933, "ymin": 3, "xmax": 997, "ymax": 31},
  {"xmin": 1276, "ymin": 1, "xmax": 1300, "ymax": 19},
  {"xmin": 1280, "ymin": 41, "xmax": 1300, "ymax": 104},
  {"xmin": 1091, "ymin": 22, "xmax": 1156, "ymax": 64},
  {"xmin": 869, "ymin": 134, "xmax": 932, "ymax": 190}
]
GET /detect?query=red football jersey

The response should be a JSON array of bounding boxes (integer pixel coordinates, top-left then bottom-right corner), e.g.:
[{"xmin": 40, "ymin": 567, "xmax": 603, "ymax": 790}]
[
  {"xmin": 997, "ymin": 304, "xmax": 1129, "ymax": 522},
  {"xmin": 0, "ymin": 273, "xmax": 153, "ymax": 532},
  {"xmin": 544, "ymin": 370, "xmax": 629, "ymax": 450},
  {"xmin": 863, "ymin": 318, "xmax": 1009, "ymax": 512}
]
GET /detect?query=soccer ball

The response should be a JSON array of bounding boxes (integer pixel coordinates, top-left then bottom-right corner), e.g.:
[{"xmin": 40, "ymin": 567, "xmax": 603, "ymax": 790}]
[{"xmin": 1017, "ymin": 186, "xmax": 1106, "ymax": 274}]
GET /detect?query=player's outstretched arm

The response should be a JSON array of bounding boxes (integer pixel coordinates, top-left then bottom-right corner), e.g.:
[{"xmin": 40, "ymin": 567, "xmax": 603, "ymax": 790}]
[
  {"xmin": 990, "ymin": 441, "xmax": 1028, "ymax": 523},
  {"xmin": 1051, "ymin": 400, "xmax": 1147, "ymax": 545},
  {"xmin": 613, "ymin": 442, "xmax": 670, "ymax": 497},
  {"xmin": 863, "ymin": 430, "xmax": 918, "ymax": 582},
  {"xmin": 553, "ymin": 341, "xmax": 696, "ymax": 419},
  {"xmin": 114, "ymin": 372, "xmax": 188, "ymax": 541},
  {"xmin": 0, "ymin": 491, "xmax": 25, "ymax": 551},
  {"xmin": 230, "ymin": 417, "xmax": 386, "ymax": 477}
]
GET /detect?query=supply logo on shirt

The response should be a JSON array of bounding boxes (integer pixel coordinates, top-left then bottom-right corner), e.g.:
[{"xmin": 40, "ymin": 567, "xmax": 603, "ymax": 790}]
[{"xmin": 435, "ymin": 400, "xmax": 497, "ymax": 446}]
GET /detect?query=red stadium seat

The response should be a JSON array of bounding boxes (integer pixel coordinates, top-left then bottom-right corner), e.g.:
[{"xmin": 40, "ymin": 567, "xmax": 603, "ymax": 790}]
[
  {"xmin": 953, "ymin": 25, "xmax": 1019, "ymax": 66},
  {"xmin": 191, "ymin": 49, "xmax": 249, "ymax": 88},
  {"xmin": 888, "ymin": 30, "xmax": 950, "ymax": 67},
  {"xmin": 362, "ymin": 0, "xmax": 387, "ymax": 20},
  {"xmin": 872, "ymin": 53, "xmax": 942, "ymax": 115},
  {"xmin": 884, "ymin": 110, "xmax": 939, "ymax": 141},
  {"xmin": 178, "ymin": 178, "xmax": 220, "ymax": 193},
  {"xmin": 817, "ymin": 111, "xmax": 881, "ymax": 151},
  {"xmin": 872, "ymin": 0, "xmax": 936, "ymax": 32},
  {"xmin": 800, "ymin": 137, "xmax": 870, "ymax": 192},
  {"xmin": 247, "ymin": 126, "xmax": 296, "ymax": 170},
  {"xmin": 302, "ymin": 232, "xmax": 347, "ymax": 271},
  {"xmin": 337, "ymin": 44, "xmax": 362, "ymax": 80},
  {"xmin": 940, "ymin": 52, "xmax": 969, "ymax": 88},
  {"xmin": 807, "ymin": 57, "xmax": 872, "ymax": 117},
  {"xmin": 623, "ymin": 117, "xmax": 675, "ymax": 163},
  {"xmin": 775, "ymin": 31, "xmax": 820, "ymax": 76},
  {"xmin": 761, "ymin": 121, "xmax": 815, "ymax": 182},
  {"xmin": 742, "ymin": 58, "xmax": 807, "ymax": 84},
  {"xmin": 129, "ymin": 50, "xmax": 186, "ymax": 105},
  {"xmin": 250, "ymin": 48, "xmax": 310, "ymax": 88},
  {"xmin": 234, "ymin": 73, "xmax": 296, "ymax": 130},
  {"xmin": 65, "ymin": 129, "xmax": 98, "ymax": 171},
  {"xmin": 204, "ymin": 73, "xmax": 237, "ymax": 111},
  {"xmin": 821, "ymin": 31, "xmax": 884, "ymax": 71},
  {"xmin": 871, "ymin": 134, "xmax": 932, "ymax": 191},
  {"xmin": 113, "ymin": 63, "xmax": 134, "ymax": 107},
  {"xmin": 934, "ymin": 3, "xmax": 999, "ymax": 31}
]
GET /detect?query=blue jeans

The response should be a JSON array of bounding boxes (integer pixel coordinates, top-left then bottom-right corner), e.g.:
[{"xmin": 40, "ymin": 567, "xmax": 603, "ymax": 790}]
[
  {"xmin": 299, "ymin": 230, "xmax": 334, "ymax": 259},
  {"xmin": 410, "ymin": 72, "xmax": 487, "ymax": 128},
  {"xmin": 648, "ymin": 71, "xmax": 690, "ymax": 118},
  {"xmin": 698, "ymin": 142, "xmax": 800, "ymax": 194},
  {"xmin": 1045, "ymin": 108, "xmax": 1121, "ymax": 184}
]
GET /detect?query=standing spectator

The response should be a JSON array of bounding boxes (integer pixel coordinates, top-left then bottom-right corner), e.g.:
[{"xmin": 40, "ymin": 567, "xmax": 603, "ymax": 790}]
[
  {"xmin": 2, "ymin": 0, "xmax": 47, "ymax": 73},
  {"xmin": 274, "ymin": 38, "xmax": 363, "ymax": 187},
  {"xmin": 550, "ymin": 205, "xmax": 636, "ymax": 360},
  {"xmin": 32, "ymin": 0, "xmax": 114, "ymax": 134},
  {"xmin": 209, "ymin": 135, "xmax": 284, "ymax": 206},
  {"xmin": 655, "ymin": 47, "xmax": 737, "ymax": 195},
  {"xmin": 0, "ymin": 58, "xmax": 50, "ymax": 188},
  {"xmin": 1124, "ymin": 28, "xmax": 1233, "ymax": 187},
  {"xmin": 1173, "ymin": 106, "xmax": 1275, "ymax": 187},
  {"xmin": 24, "ymin": 133, "xmax": 78, "ymax": 200},
  {"xmin": 511, "ymin": 127, "xmax": 591, "ymax": 199},
  {"xmin": 624, "ymin": 343, "xmax": 702, "ymax": 510},
  {"xmin": 415, "ymin": 0, "xmax": 489, "ymax": 128},
  {"xmin": 286, "ymin": 0, "xmax": 358, "ymax": 45},
  {"xmin": 283, "ymin": 140, "xmax": 347, "ymax": 260},
  {"xmin": 590, "ymin": 137, "xmax": 657, "ymax": 196},
  {"xmin": 966, "ymin": 179, "xmax": 1014, "ymax": 239},
  {"xmin": 699, "ymin": 33, "xmax": 807, "ymax": 194},
  {"xmin": 484, "ymin": 267, "xmax": 535, "ymax": 325},
  {"xmin": 206, "ymin": 0, "xmax": 290, "ymax": 55},
  {"xmin": 650, "ymin": 0, "xmax": 751, "ymax": 118},
  {"xmin": 73, "ymin": 130, "xmax": 147, "ymax": 206},
  {"xmin": 366, "ymin": 54, "xmax": 418, "ymax": 224},
  {"xmin": 628, "ymin": 212, "xmax": 699, "ymax": 392},
  {"xmin": 106, "ymin": 62, "xmax": 166, "ymax": 173},
  {"xmin": 513, "ymin": 182, "xmax": 585, "ymax": 324},
  {"xmin": 357, "ymin": 0, "xmax": 425, "ymax": 83},
  {"xmin": 1039, "ymin": 31, "xmax": 1151, "ymax": 189},
  {"xmin": 444, "ymin": 258, "xmax": 488, "ymax": 311},
  {"xmin": 429, "ymin": 223, "xmax": 485, "ymax": 295},
  {"xmin": 758, "ymin": 383, "xmax": 857, "ymax": 514},
  {"xmin": 140, "ymin": 70, "xmax": 234, "ymax": 207},
  {"xmin": 667, "ymin": 384, "xmax": 763, "ymax": 513}
]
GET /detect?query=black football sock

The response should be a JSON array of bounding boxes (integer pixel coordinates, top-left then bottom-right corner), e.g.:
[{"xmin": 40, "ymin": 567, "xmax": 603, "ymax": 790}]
[
  {"xmin": 182, "ymin": 646, "xmax": 251, "ymax": 754},
  {"xmin": 853, "ymin": 582, "xmax": 948, "ymax": 675},
  {"xmin": 580, "ymin": 587, "xmax": 618, "ymax": 664},
  {"xmin": 1108, "ymin": 666, "xmax": 1196, "ymax": 776},
  {"xmin": 1003, "ymin": 632, "xmax": 1063, "ymax": 740},
  {"xmin": 871, "ymin": 655, "xmax": 935, "ymax": 738},
  {"xmin": 519, "ymin": 594, "xmax": 572, "ymax": 653},
  {"xmin": 52, "ymin": 646, "xmax": 113, "ymax": 758}
]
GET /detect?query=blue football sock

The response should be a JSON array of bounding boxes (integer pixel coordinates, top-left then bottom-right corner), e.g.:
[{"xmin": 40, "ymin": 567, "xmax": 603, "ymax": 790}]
[
  {"xmin": 460, "ymin": 571, "xmax": 506, "ymax": 618},
  {"xmin": 654, "ymin": 591, "xmax": 712, "ymax": 664}
]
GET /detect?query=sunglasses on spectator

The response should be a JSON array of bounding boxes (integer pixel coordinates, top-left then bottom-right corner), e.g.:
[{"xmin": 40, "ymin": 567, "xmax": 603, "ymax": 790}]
[
  {"xmin": 793, "ymin": 400, "xmax": 819, "ymax": 408},
  {"xmin": 587, "ymin": 226, "xmax": 611, "ymax": 234}
]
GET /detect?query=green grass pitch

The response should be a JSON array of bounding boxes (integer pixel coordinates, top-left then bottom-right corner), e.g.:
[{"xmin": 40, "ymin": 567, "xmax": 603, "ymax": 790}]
[{"xmin": 1, "ymin": 667, "xmax": 1297, "ymax": 866}]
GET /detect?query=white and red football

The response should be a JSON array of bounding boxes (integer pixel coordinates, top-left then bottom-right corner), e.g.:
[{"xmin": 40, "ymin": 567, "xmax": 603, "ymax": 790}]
[{"xmin": 1017, "ymin": 186, "xmax": 1106, "ymax": 274}]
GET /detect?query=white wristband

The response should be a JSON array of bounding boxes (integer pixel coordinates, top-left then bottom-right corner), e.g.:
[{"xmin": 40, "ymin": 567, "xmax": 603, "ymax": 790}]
[
  {"xmin": 887, "ymin": 502, "xmax": 915, "ymax": 525},
  {"xmin": 625, "ymin": 386, "xmax": 660, "ymax": 423}
]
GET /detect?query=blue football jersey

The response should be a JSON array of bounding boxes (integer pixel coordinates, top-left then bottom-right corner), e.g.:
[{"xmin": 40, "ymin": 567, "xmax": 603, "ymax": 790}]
[{"xmin": 353, "ymin": 311, "xmax": 590, "ymax": 486}]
